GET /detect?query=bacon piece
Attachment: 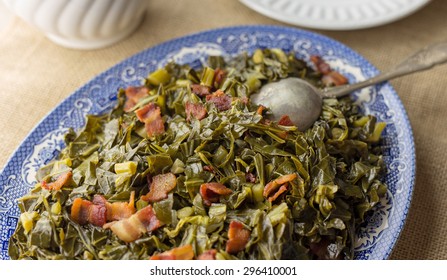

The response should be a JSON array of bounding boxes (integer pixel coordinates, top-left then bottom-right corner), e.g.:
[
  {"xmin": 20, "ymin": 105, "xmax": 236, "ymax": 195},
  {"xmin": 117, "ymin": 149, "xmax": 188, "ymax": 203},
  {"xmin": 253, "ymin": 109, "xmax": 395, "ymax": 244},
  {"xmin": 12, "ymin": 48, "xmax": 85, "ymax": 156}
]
[
  {"xmin": 93, "ymin": 192, "xmax": 136, "ymax": 221},
  {"xmin": 185, "ymin": 101, "xmax": 207, "ymax": 122},
  {"xmin": 206, "ymin": 90, "xmax": 232, "ymax": 111},
  {"xmin": 226, "ymin": 221, "xmax": 250, "ymax": 254},
  {"xmin": 322, "ymin": 71, "xmax": 348, "ymax": 86},
  {"xmin": 41, "ymin": 171, "xmax": 72, "ymax": 191},
  {"xmin": 71, "ymin": 198, "xmax": 107, "ymax": 227},
  {"xmin": 278, "ymin": 115, "xmax": 294, "ymax": 126},
  {"xmin": 191, "ymin": 84, "xmax": 211, "ymax": 97},
  {"xmin": 141, "ymin": 173, "xmax": 177, "ymax": 203},
  {"xmin": 197, "ymin": 249, "xmax": 217, "ymax": 260},
  {"xmin": 135, "ymin": 102, "xmax": 159, "ymax": 122},
  {"xmin": 106, "ymin": 193, "xmax": 135, "ymax": 221},
  {"xmin": 144, "ymin": 119, "xmax": 165, "ymax": 138},
  {"xmin": 200, "ymin": 182, "xmax": 233, "ymax": 206},
  {"xmin": 310, "ymin": 55, "xmax": 331, "ymax": 74},
  {"xmin": 268, "ymin": 183, "xmax": 288, "ymax": 202},
  {"xmin": 263, "ymin": 174, "xmax": 297, "ymax": 201},
  {"xmin": 71, "ymin": 192, "xmax": 136, "ymax": 227},
  {"xmin": 135, "ymin": 103, "xmax": 165, "ymax": 138},
  {"xmin": 124, "ymin": 86, "xmax": 149, "ymax": 112},
  {"xmin": 214, "ymin": 68, "xmax": 226, "ymax": 87},
  {"xmin": 105, "ymin": 205, "xmax": 162, "ymax": 243},
  {"xmin": 150, "ymin": 244, "xmax": 195, "ymax": 260},
  {"xmin": 310, "ymin": 55, "xmax": 348, "ymax": 86}
]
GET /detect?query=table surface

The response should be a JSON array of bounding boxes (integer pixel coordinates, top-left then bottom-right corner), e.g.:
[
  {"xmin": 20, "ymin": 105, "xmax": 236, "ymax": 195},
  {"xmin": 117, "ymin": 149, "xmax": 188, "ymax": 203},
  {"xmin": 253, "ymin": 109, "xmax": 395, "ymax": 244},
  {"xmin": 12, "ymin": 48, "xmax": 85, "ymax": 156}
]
[
  {"xmin": 0, "ymin": 2, "xmax": 11, "ymax": 31},
  {"xmin": 1, "ymin": 0, "xmax": 447, "ymax": 260}
]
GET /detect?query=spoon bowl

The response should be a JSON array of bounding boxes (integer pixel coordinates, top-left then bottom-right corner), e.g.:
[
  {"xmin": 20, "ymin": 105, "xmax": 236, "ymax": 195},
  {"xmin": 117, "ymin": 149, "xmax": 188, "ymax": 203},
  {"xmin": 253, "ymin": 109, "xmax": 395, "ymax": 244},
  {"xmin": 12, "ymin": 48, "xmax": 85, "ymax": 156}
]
[{"xmin": 251, "ymin": 78, "xmax": 323, "ymax": 131}]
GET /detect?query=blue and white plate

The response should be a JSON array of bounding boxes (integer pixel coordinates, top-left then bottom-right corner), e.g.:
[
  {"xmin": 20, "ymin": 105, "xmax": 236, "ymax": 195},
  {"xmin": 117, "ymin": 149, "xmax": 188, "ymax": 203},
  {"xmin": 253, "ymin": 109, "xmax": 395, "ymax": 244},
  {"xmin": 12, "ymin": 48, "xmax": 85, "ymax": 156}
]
[{"xmin": 0, "ymin": 25, "xmax": 415, "ymax": 260}]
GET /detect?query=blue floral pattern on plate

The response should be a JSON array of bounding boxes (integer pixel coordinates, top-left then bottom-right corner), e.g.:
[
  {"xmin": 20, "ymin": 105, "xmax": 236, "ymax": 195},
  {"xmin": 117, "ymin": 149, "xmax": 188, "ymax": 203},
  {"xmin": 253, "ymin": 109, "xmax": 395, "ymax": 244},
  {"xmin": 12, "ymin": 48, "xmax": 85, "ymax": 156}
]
[{"xmin": 0, "ymin": 25, "xmax": 415, "ymax": 260}]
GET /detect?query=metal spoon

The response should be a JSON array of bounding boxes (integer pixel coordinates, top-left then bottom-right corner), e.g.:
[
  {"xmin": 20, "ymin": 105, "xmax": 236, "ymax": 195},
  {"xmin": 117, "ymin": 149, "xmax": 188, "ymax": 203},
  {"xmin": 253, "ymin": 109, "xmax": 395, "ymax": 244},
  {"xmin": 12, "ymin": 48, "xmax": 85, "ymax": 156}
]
[{"xmin": 251, "ymin": 41, "xmax": 447, "ymax": 131}]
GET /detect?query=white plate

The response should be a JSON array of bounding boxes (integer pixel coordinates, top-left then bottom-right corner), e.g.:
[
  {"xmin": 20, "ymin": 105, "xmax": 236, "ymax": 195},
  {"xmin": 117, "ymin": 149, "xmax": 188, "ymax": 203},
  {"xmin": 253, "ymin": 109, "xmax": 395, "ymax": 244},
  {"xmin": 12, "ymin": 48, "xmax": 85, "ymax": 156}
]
[{"xmin": 240, "ymin": 0, "xmax": 431, "ymax": 30}]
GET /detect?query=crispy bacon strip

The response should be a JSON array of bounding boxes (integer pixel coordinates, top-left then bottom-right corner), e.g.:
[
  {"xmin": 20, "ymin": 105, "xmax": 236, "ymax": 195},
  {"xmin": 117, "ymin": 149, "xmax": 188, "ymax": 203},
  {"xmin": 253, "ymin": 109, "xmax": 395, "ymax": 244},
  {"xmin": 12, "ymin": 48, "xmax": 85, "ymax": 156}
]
[
  {"xmin": 191, "ymin": 84, "xmax": 211, "ymax": 97},
  {"xmin": 106, "ymin": 194, "xmax": 135, "ymax": 221},
  {"xmin": 310, "ymin": 55, "xmax": 348, "ymax": 86},
  {"xmin": 206, "ymin": 90, "xmax": 232, "ymax": 111},
  {"xmin": 92, "ymin": 192, "xmax": 136, "ymax": 221},
  {"xmin": 144, "ymin": 120, "xmax": 165, "ymax": 138},
  {"xmin": 41, "ymin": 171, "xmax": 72, "ymax": 191},
  {"xmin": 268, "ymin": 183, "xmax": 288, "ymax": 202},
  {"xmin": 263, "ymin": 174, "xmax": 297, "ymax": 201},
  {"xmin": 141, "ymin": 173, "xmax": 177, "ymax": 203},
  {"xmin": 150, "ymin": 244, "xmax": 195, "ymax": 260},
  {"xmin": 200, "ymin": 182, "xmax": 233, "ymax": 206},
  {"xmin": 71, "ymin": 198, "xmax": 107, "ymax": 227},
  {"xmin": 135, "ymin": 102, "xmax": 157, "ymax": 122},
  {"xmin": 124, "ymin": 86, "xmax": 149, "ymax": 112},
  {"xmin": 226, "ymin": 221, "xmax": 250, "ymax": 254},
  {"xmin": 197, "ymin": 249, "xmax": 217, "ymax": 260},
  {"xmin": 185, "ymin": 101, "xmax": 207, "ymax": 122},
  {"xmin": 71, "ymin": 192, "xmax": 136, "ymax": 227},
  {"xmin": 135, "ymin": 103, "xmax": 165, "ymax": 138},
  {"xmin": 105, "ymin": 205, "xmax": 162, "ymax": 243}
]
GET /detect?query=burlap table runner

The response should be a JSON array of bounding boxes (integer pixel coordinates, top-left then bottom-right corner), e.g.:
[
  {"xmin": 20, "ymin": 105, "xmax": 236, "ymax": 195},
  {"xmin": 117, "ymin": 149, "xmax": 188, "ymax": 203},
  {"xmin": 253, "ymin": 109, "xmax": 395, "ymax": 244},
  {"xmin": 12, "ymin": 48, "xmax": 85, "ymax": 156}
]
[{"xmin": 1, "ymin": 0, "xmax": 446, "ymax": 260}]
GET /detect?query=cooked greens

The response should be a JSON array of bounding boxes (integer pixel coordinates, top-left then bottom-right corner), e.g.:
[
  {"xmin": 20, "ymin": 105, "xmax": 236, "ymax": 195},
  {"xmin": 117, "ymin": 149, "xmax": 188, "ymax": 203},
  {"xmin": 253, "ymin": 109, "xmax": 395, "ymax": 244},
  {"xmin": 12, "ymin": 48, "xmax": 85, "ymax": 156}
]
[{"xmin": 9, "ymin": 48, "xmax": 387, "ymax": 260}]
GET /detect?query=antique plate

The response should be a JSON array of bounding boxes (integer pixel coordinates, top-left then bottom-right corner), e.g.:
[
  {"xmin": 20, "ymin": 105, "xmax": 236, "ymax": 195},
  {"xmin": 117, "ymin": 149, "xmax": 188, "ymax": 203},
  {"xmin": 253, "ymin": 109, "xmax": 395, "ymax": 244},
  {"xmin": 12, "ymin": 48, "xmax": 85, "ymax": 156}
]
[
  {"xmin": 0, "ymin": 25, "xmax": 415, "ymax": 260},
  {"xmin": 240, "ymin": 0, "xmax": 431, "ymax": 30}
]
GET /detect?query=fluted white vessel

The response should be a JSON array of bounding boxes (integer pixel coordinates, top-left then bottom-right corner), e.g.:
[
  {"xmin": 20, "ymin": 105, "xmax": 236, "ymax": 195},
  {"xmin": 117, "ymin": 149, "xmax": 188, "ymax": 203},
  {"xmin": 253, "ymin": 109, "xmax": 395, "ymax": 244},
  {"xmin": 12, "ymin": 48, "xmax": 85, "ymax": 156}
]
[{"xmin": 3, "ymin": 0, "xmax": 148, "ymax": 49}]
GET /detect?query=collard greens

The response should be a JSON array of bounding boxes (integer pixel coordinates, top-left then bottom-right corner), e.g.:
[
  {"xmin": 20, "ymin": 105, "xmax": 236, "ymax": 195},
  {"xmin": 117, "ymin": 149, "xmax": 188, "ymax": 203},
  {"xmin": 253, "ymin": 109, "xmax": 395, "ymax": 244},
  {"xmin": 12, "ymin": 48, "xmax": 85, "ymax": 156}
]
[{"xmin": 9, "ymin": 49, "xmax": 387, "ymax": 260}]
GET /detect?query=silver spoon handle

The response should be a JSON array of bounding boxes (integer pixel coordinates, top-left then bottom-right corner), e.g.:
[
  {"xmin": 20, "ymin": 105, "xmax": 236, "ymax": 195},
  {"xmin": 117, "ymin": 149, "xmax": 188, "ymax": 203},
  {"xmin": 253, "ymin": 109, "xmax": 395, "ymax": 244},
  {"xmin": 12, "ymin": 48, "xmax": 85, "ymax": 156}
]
[{"xmin": 322, "ymin": 41, "xmax": 447, "ymax": 98}]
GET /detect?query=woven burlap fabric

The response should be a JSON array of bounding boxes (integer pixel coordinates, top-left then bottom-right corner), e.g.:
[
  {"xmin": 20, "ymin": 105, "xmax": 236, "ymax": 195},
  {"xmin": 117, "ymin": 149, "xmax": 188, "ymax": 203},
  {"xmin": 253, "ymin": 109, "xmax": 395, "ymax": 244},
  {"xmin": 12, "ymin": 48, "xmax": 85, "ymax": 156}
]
[{"xmin": 1, "ymin": 0, "xmax": 446, "ymax": 260}]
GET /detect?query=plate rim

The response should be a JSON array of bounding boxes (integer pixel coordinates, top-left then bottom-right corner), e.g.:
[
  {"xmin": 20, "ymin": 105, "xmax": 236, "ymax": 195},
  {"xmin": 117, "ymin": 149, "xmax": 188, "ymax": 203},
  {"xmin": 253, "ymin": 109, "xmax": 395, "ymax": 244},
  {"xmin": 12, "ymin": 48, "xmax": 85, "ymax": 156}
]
[{"xmin": 0, "ymin": 24, "xmax": 416, "ymax": 260}]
